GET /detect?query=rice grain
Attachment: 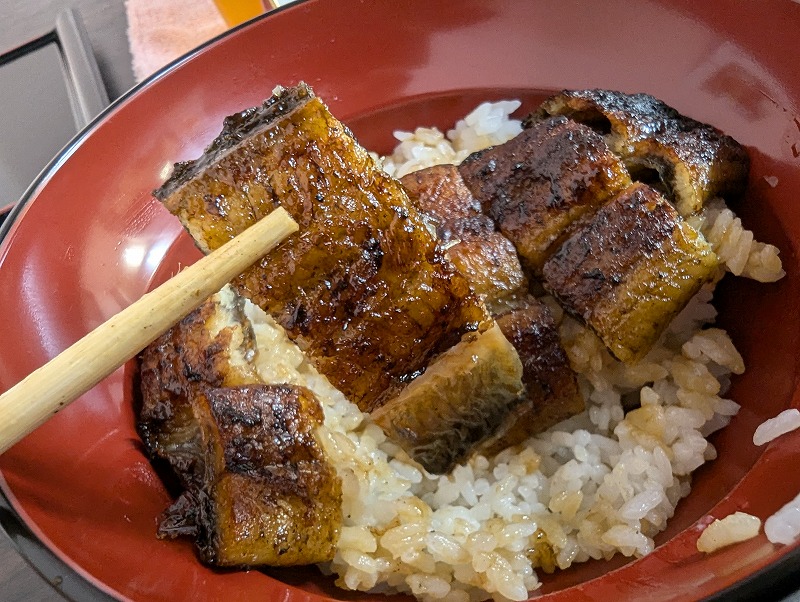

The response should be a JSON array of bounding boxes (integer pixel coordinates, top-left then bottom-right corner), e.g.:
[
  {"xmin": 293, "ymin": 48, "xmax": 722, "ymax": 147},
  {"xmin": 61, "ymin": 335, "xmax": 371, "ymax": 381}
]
[
  {"xmin": 765, "ymin": 492, "xmax": 800, "ymax": 545},
  {"xmin": 753, "ymin": 409, "xmax": 800, "ymax": 446},
  {"xmin": 696, "ymin": 512, "xmax": 761, "ymax": 553}
]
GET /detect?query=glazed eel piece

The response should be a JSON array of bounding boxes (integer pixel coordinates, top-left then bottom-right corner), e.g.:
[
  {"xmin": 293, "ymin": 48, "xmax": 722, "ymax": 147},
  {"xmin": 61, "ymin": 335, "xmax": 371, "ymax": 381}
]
[
  {"xmin": 458, "ymin": 115, "xmax": 632, "ymax": 277},
  {"xmin": 542, "ymin": 183, "xmax": 719, "ymax": 363},
  {"xmin": 138, "ymin": 288, "xmax": 342, "ymax": 567},
  {"xmin": 458, "ymin": 93, "xmax": 730, "ymax": 362},
  {"xmin": 154, "ymin": 83, "xmax": 487, "ymax": 413},
  {"xmin": 154, "ymin": 83, "xmax": 525, "ymax": 475},
  {"xmin": 400, "ymin": 164, "xmax": 584, "ymax": 452},
  {"xmin": 530, "ymin": 89, "xmax": 749, "ymax": 216}
]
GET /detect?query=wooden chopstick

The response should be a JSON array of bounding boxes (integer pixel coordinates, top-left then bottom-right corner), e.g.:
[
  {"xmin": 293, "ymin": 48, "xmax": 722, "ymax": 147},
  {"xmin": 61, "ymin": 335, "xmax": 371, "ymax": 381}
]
[{"xmin": 0, "ymin": 207, "xmax": 298, "ymax": 455}]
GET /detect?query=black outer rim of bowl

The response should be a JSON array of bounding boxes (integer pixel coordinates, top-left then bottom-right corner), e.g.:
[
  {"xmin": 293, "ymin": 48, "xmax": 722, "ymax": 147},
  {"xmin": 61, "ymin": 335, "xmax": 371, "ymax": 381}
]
[
  {"xmin": 709, "ymin": 555, "xmax": 800, "ymax": 602},
  {"xmin": 0, "ymin": 0, "xmax": 799, "ymax": 600}
]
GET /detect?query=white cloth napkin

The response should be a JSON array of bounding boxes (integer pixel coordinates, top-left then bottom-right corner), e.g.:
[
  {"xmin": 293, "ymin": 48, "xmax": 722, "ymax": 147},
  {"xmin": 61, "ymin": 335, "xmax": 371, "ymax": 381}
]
[{"xmin": 125, "ymin": 0, "xmax": 228, "ymax": 83}]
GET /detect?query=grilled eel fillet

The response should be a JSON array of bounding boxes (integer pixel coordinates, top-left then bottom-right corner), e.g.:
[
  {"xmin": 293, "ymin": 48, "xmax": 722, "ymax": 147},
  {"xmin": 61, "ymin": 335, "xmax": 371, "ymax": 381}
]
[
  {"xmin": 138, "ymin": 288, "xmax": 342, "ymax": 566},
  {"xmin": 400, "ymin": 164, "xmax": 529, "ymax": 315},
  {"xmin": 458, "ymin": 95, "xmax": 730, "ymax": 362},
  {"xmin": 483, "ymin": 300, "xmax": 584, "ymax": 455},
  {"xmin": 458, "ymin": 115, "xmax": 632, "ymax": 276},
  {"xmin": 154, "ymin": 83, "xmax": 488, "ymax": 414},
  {"xmin": 530, "ymin": 89, "xmax": 749, "ymax": 216},
  {"xmin": 400, "ymin": 165, "xmax": 583, "ymax": 452},
  {"xmin": 154, "ymin": 84, "xmax": 525, "ymax": 475},
  {"xmin": 542, "ymin": 183, "xmax": 719, "ymax": 363}
]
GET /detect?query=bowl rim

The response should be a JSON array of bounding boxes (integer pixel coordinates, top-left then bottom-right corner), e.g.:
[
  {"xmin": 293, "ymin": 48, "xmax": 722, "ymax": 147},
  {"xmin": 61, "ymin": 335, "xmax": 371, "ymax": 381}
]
[{"xmin": 1, "ymin": 0, "xmax": 799, "ymax": 600}]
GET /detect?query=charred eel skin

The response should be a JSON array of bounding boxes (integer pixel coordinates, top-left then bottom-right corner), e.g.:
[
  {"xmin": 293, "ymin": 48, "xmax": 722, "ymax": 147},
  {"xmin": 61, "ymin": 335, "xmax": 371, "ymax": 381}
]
[
  {"xmin": 458, "ymin": 115, "xmax": 632, "ymax": 276},
  {"xmin": 401, "ymin": 165, "xmax": 584, "ymax": 453},
  {"xmin": 154, "ymin": 83, "xmax": 489, "ymax": 414},
  {"xmin": 530, "ymin": 89, "xmax": 749, "ymax": 216},
  {"xmin": 138, "ymin": 292, "xmax": 342, "ymax": 567},
  {"xmin": 541, "ymin": 183, "xmax": 719, "ymax": 363}
]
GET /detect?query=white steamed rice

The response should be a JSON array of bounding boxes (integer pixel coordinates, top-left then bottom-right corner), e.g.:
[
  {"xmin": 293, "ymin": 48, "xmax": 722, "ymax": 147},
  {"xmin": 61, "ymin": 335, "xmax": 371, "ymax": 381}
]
[
  {"xmin": 696, "ymin": 512, "xmax": 762, "ymax": 553},
  {"xmin": 247, "ymin": 101, "xmax": 785, "ymax": 601},
  {"xmin": 765, "ymin": 492, "xmax": 800, "ymax": 545},
  {"xmin": 753, "ymin": 409, "xmax": 800, "ymax": 446}
]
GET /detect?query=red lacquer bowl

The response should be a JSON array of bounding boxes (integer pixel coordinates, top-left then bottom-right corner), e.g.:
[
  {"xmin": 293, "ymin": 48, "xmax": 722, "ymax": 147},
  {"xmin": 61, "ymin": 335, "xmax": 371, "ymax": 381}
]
[{"xmin": 1, "ymin": 0, "xmax": 799, "ymax": 600}]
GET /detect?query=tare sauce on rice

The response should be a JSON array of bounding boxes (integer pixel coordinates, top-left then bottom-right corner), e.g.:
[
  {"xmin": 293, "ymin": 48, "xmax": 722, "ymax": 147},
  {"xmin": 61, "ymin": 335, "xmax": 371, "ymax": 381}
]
[{"xmin": 235, "ymin": 100, "xmax": 784, "ymax": 602}]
